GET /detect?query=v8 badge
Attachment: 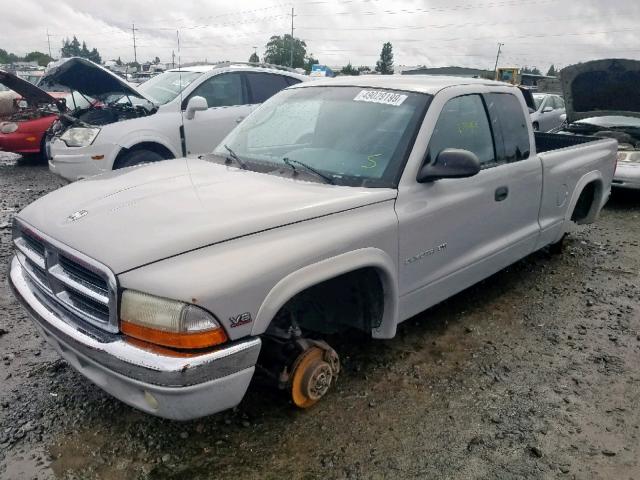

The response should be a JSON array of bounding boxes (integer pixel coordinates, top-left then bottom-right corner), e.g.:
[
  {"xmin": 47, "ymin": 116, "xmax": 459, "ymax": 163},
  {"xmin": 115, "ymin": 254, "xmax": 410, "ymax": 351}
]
[{"xmin": 229, "ymin": 312, "xmax": 252, "ymax": 328}]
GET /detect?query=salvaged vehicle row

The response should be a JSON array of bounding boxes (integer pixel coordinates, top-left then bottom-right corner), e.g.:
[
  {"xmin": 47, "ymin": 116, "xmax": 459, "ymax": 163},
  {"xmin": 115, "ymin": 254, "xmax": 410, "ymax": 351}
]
[{"xmin": 35, "ymin": 57, "xmax": 307, "ymax": 180}]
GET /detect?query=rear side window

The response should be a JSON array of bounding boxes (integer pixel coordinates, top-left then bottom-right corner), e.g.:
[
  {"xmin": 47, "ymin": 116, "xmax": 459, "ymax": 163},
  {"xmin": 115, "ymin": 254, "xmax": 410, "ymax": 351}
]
[
  {"xmin": 284, "ymin": 76, "xmax": 302, "ymax": 86},
  {"xmin": 485, "ymin": 93, "xmax": 531, "ymax": 163},
  {"xmin": 246, "ymin": 72, "xmax": 290, "ymax": 103},
  {"xmin": 553, "ymin": 96, "xmax": 564, "ymax": 109},
  {"xmin": 427, "ymin": 94, "xmax": 495, "ymax": 167}
]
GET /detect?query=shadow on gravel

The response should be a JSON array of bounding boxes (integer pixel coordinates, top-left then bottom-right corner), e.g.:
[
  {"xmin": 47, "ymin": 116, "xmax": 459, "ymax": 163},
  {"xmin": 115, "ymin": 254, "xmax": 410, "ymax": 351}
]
[
  {"xmin": 13, "ymin": 155, "xmax": 46, "ymax": 167},
  {"xmin": 606, "ymin": 188, "xmax": 640, "ymax": 211}
]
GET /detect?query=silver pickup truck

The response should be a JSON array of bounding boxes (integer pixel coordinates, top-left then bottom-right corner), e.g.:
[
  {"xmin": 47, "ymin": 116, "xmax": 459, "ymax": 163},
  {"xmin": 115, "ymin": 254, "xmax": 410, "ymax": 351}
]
[{"xmin": 10, "ymin": 75, "xmax": 617, "ymax": 420}]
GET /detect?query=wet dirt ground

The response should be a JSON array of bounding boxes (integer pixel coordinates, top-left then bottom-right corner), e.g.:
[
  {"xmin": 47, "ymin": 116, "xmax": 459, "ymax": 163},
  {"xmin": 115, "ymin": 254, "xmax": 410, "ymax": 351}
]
[{"xmin": 1, "ymin": 151, "xmax": 639, "ymax": 480}]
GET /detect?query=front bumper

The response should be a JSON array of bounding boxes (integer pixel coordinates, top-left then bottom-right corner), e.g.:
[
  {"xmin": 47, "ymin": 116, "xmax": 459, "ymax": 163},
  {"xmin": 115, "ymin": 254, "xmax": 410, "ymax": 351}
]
[
  {"xmin": 9, "ymin": 256, "xmax": 261, "ymax": 420},
  {"xmin": 0, "ymin": 131, "xmax": 43, "ymax": 154},
  {"xmin": 48, "ymin": 138, "xmax": 114, "ymax": 181},
  {"xmin": 612, "ymin": 163, "xmax": 640, "ymax": 190}
]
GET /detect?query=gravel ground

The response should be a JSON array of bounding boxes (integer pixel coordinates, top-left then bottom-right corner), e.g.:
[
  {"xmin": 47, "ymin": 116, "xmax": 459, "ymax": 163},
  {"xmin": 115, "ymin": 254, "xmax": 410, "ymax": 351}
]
[{"xmin": 1, "ymin": 151, "xmax": 639, "ymax": 480}]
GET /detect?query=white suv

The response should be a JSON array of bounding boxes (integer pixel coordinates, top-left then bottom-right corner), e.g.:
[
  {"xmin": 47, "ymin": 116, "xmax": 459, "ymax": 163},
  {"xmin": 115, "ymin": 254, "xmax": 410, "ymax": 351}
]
[{"xmin": 44, "ymin": 58, "xmax": 307, "ymax": 180}]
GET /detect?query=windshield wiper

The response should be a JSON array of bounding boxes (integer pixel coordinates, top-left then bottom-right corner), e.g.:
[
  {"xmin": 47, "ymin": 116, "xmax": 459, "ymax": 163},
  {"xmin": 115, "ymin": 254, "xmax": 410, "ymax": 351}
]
[
  {"xmin": 282, "ymin": 157, "xmax": 334, "ymax": 185},
  {"xmin": 224, "ymin": 144, "xmax": 248, "ymax": 170}
]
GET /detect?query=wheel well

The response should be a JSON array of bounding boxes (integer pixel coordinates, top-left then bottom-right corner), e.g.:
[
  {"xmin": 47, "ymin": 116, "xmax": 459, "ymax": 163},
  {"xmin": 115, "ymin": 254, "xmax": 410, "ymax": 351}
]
[
  {"xmin": 269, "ymin": 267, "xmax": 385, "ymax": 336},
  {"xmin": 113, "ymin": 142, "xmax": 174, "ymax": 168},
  {"xmin": 571, "ymin": 181, "xmax": 599, "ymax": 223}
]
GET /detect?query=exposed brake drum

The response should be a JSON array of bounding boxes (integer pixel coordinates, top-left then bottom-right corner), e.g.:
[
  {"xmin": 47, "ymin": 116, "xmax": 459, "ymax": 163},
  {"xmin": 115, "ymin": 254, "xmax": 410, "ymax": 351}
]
[{"xmin": 289, "ymin": 340, "xmax": 340, "ymax": 409}]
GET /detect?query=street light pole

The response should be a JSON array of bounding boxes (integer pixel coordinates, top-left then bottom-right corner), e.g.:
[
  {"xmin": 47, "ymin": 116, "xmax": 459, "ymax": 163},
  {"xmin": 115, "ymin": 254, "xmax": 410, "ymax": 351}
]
[
  {"xmin": 290, "ymin": 7, "xmax": 295, "ymax": 67},
  {"xmin": 493, "ymin": 42, "xmax": 504, "ymax": 80},
  {"xmin": 132, "ymin": 23, "xmax": 138, "ymax": 64}
]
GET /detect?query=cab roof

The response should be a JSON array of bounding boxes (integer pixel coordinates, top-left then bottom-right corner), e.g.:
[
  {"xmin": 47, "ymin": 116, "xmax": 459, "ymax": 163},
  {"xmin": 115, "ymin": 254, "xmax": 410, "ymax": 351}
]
[
  {"xmin": 291, "ymin": 74, "xmax": 512, "ymax": 95},
  {"xmin": 166, "ymin": 62, "xmax": 304, "ymax": 77}
]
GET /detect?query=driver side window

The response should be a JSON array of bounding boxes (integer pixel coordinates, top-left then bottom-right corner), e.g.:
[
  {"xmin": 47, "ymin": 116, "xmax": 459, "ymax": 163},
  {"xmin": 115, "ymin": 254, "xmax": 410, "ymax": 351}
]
[
  {"xmin": 187, "ymin": 73, "xmax": 244, "ymax": 109},
  {"xmin": 427, "ymin": 94, "xmax": 496, "ymax": 167}
]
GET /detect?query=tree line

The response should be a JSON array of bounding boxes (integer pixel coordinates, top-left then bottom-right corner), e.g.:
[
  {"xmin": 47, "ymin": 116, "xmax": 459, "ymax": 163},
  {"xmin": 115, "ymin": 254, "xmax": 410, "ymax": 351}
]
[
  {"xmin": 0, "ymin": 36, "xmax": 102, "ymax": 68},
  {"xmin": 252, "ymin": 36, "xmax": 395, "ymax": 75},
  {"xmin": 0, "ymin": 49, "xmax": 53, "ymax": 67}
]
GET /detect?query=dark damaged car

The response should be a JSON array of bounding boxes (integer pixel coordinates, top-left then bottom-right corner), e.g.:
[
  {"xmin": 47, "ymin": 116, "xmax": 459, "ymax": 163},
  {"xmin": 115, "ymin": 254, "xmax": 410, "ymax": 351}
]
[{"xmin": 555, "ymin": 59, "xmax": 640, "ymax": 190}]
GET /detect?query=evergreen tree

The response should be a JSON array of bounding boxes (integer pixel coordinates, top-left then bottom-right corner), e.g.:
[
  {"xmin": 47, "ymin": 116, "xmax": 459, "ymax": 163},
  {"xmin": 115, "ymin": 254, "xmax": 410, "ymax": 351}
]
[
  {"xmin": 249, "ymin": 52, "xmax": 259, "ymax": 63},
  {"xmin": 375, "ymin": 42, "xmax": 394, "ymax": 75},
  {"xmin": 60, "ymin": 36, "xmax": 101, "ymax": 63},
  {"xmin": 340, "ymin": 63, "xmax": 359, "ymax": 76}
]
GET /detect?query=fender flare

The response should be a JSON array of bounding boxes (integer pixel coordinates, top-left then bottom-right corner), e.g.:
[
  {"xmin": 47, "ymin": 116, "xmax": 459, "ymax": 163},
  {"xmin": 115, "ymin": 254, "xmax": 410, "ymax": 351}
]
[
  {"xmin": 552, "ymin": 170, "xmax": 606, "ymax": 244},
  {"xmin": 252, "ymin": 248, "xmax": 400, "ymax": 339},
  {"xmin": 564, "ymin": 170, "xmax": 605, "ymax": 225}
]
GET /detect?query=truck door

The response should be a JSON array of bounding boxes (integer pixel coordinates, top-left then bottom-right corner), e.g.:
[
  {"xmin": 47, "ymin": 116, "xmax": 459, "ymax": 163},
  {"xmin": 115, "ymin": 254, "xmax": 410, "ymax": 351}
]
[
  {"xmin": 395, "ymin": 92, "xmax": 542, "ymax": 317},
  {"xmin": 182, "ymin": 72, "xmax": 252, "ymax": 155}
]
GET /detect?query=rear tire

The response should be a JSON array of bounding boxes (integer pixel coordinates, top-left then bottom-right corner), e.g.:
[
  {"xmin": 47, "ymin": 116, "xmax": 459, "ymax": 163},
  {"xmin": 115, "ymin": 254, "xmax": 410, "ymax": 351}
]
[
  {"xmin": 39, "ymin": 135, "xmax": 48, "ymax": 162},
  {"xmin": 548, "ymin": 234, "xmax": 566, "ymax": 255},
  {"xmin": 113, "ymin": 149, "xmax": 165, "ymax": 169}
]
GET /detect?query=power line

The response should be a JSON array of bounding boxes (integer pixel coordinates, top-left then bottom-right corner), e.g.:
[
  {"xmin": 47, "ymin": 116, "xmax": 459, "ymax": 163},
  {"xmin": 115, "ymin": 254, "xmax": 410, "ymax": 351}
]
[{"xmin": 295, "ymin": 11, "xmax": 636, "ymax": 31}]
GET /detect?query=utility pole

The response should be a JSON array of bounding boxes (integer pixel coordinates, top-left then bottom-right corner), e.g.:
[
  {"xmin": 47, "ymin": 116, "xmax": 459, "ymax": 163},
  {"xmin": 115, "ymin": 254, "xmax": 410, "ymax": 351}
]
[
  {"xmin": 131, "ymin": 23, "xmax": 138, "ymax": 64},
  {"xmin": 171, "ymin": 50, "xmax": 175, "ymax": 68},
  {"xmin": 46, "ymin": 29, "xmax": 52, "ymax": 59},
  {"xmin": 493, "ymin": 42, "xmax": 504, "ymax": 80},
  {"xmin": 290, "ymin": 7, "xmax": 295, "ymax": 67}
]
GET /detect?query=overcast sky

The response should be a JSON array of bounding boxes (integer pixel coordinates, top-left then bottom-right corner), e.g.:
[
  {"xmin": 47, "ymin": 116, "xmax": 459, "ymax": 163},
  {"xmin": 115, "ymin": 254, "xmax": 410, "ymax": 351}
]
[{"xmin": 3, "ymin": 0, "xmax": 639, "ymax": 72}]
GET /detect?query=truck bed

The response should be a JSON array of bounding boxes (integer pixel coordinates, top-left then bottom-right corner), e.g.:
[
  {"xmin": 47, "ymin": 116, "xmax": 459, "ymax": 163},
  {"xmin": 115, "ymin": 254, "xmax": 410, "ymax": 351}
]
[{"xmin": 535, "ymin": 132, "xmax": 599, "ymax": 153}]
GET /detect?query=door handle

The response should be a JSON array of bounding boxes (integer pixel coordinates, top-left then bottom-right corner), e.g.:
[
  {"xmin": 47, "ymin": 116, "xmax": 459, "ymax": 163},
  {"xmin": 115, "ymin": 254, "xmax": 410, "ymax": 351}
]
[
  {"xmin": 235, "ymin": 116, "xmax": 245, "ymax": 124},
  {"xmin": 495, "ymin": 186, "xmax": 509, "ymax": 202}
]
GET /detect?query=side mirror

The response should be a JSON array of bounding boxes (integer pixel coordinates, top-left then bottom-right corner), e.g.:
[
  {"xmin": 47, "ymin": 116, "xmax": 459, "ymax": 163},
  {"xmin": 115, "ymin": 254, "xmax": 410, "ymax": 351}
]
[
  {"xmin": 417, "ymin": 149, "xmax": 481, "ymax": 183},
  {"xmin": 185, "ymin": 96, "xmax": 208, "ymax": 120},
  {"xmin": 542, "ymin": 106, "xmax": 554, "ymax": 113}
]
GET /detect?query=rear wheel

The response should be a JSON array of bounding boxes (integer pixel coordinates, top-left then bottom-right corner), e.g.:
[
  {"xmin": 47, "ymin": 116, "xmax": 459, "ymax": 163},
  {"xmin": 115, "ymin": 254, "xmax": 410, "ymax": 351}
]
[
  {"xmin": 39, "ymin": 135, "xmax": 48, "ymax": 162},
  {"xmin": 548, "ymin": 234, "xmax": 566, "ymax": 255},
  {"xmin": 114, "ymin": 149, "xmax": 165, "ymax": 169}
]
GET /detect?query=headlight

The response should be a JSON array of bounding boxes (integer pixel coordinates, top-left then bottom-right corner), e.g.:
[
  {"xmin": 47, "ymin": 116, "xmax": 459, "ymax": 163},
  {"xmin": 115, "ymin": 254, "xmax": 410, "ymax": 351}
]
[
  {"xmin": 120, "ymin": 290, "xmax": 228, "ymax": 349},
  {"xmin": 59, "ymin": 127, "xmax": 100, "ymax": 147},
  {"xmin": 0, "ymin": 122, "xmax": 18, "ymax": 134},
  {"xmin": 618, "ymin": 152, "xmax": 640, "ymax": 163}
]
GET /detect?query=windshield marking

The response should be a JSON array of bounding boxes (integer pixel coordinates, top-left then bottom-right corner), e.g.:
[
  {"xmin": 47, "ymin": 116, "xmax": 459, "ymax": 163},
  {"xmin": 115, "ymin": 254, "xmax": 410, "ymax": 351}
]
[{"xmin": 354, "ymin": 90, "xmax": 407, "ymax": 106}]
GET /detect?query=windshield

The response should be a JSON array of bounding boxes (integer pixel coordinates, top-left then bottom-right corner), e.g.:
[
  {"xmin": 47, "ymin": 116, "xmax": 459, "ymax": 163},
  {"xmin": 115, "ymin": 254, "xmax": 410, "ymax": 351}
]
[
  {"xmin": 137, "ymin": 71, "xmax": 202, "ymax": 105},
  {"xmin": 213, "ymin": 86, "xmax": 430, "ymax": 187},
  {"xmin": 533, "ymin": 94, "xmax": 545, "ymax": 110}
]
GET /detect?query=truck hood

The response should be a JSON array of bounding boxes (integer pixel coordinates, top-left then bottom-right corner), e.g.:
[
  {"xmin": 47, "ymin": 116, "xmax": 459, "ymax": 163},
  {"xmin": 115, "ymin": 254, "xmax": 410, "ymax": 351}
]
[
  {"xmin": 39, "ymin": 57, "xmax": 151, "ymax": 103},
  {"xmin": 17, "ymin": 158, "xmax": 396, "ymax": 274},
  {"xmin": 0, "ymin": 69, "xmax": 65, "ymax": 112},
  {"xmin": 561, "ymin": 59, "xmax": 640, "ymax": 123}
]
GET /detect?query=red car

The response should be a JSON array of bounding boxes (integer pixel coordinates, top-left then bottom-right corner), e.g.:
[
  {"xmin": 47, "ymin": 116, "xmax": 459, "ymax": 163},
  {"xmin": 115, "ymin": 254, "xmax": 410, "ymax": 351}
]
[{"xmin": 0, "ymin": 70, "xmax": 87, "ymax": 157}]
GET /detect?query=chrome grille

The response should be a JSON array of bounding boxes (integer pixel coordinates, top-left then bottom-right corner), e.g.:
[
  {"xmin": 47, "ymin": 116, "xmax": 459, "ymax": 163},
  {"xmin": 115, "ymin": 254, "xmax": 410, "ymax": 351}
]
[{"xmin": 13, "ymin": 222, "xmax": 118, "ymax": 333}]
